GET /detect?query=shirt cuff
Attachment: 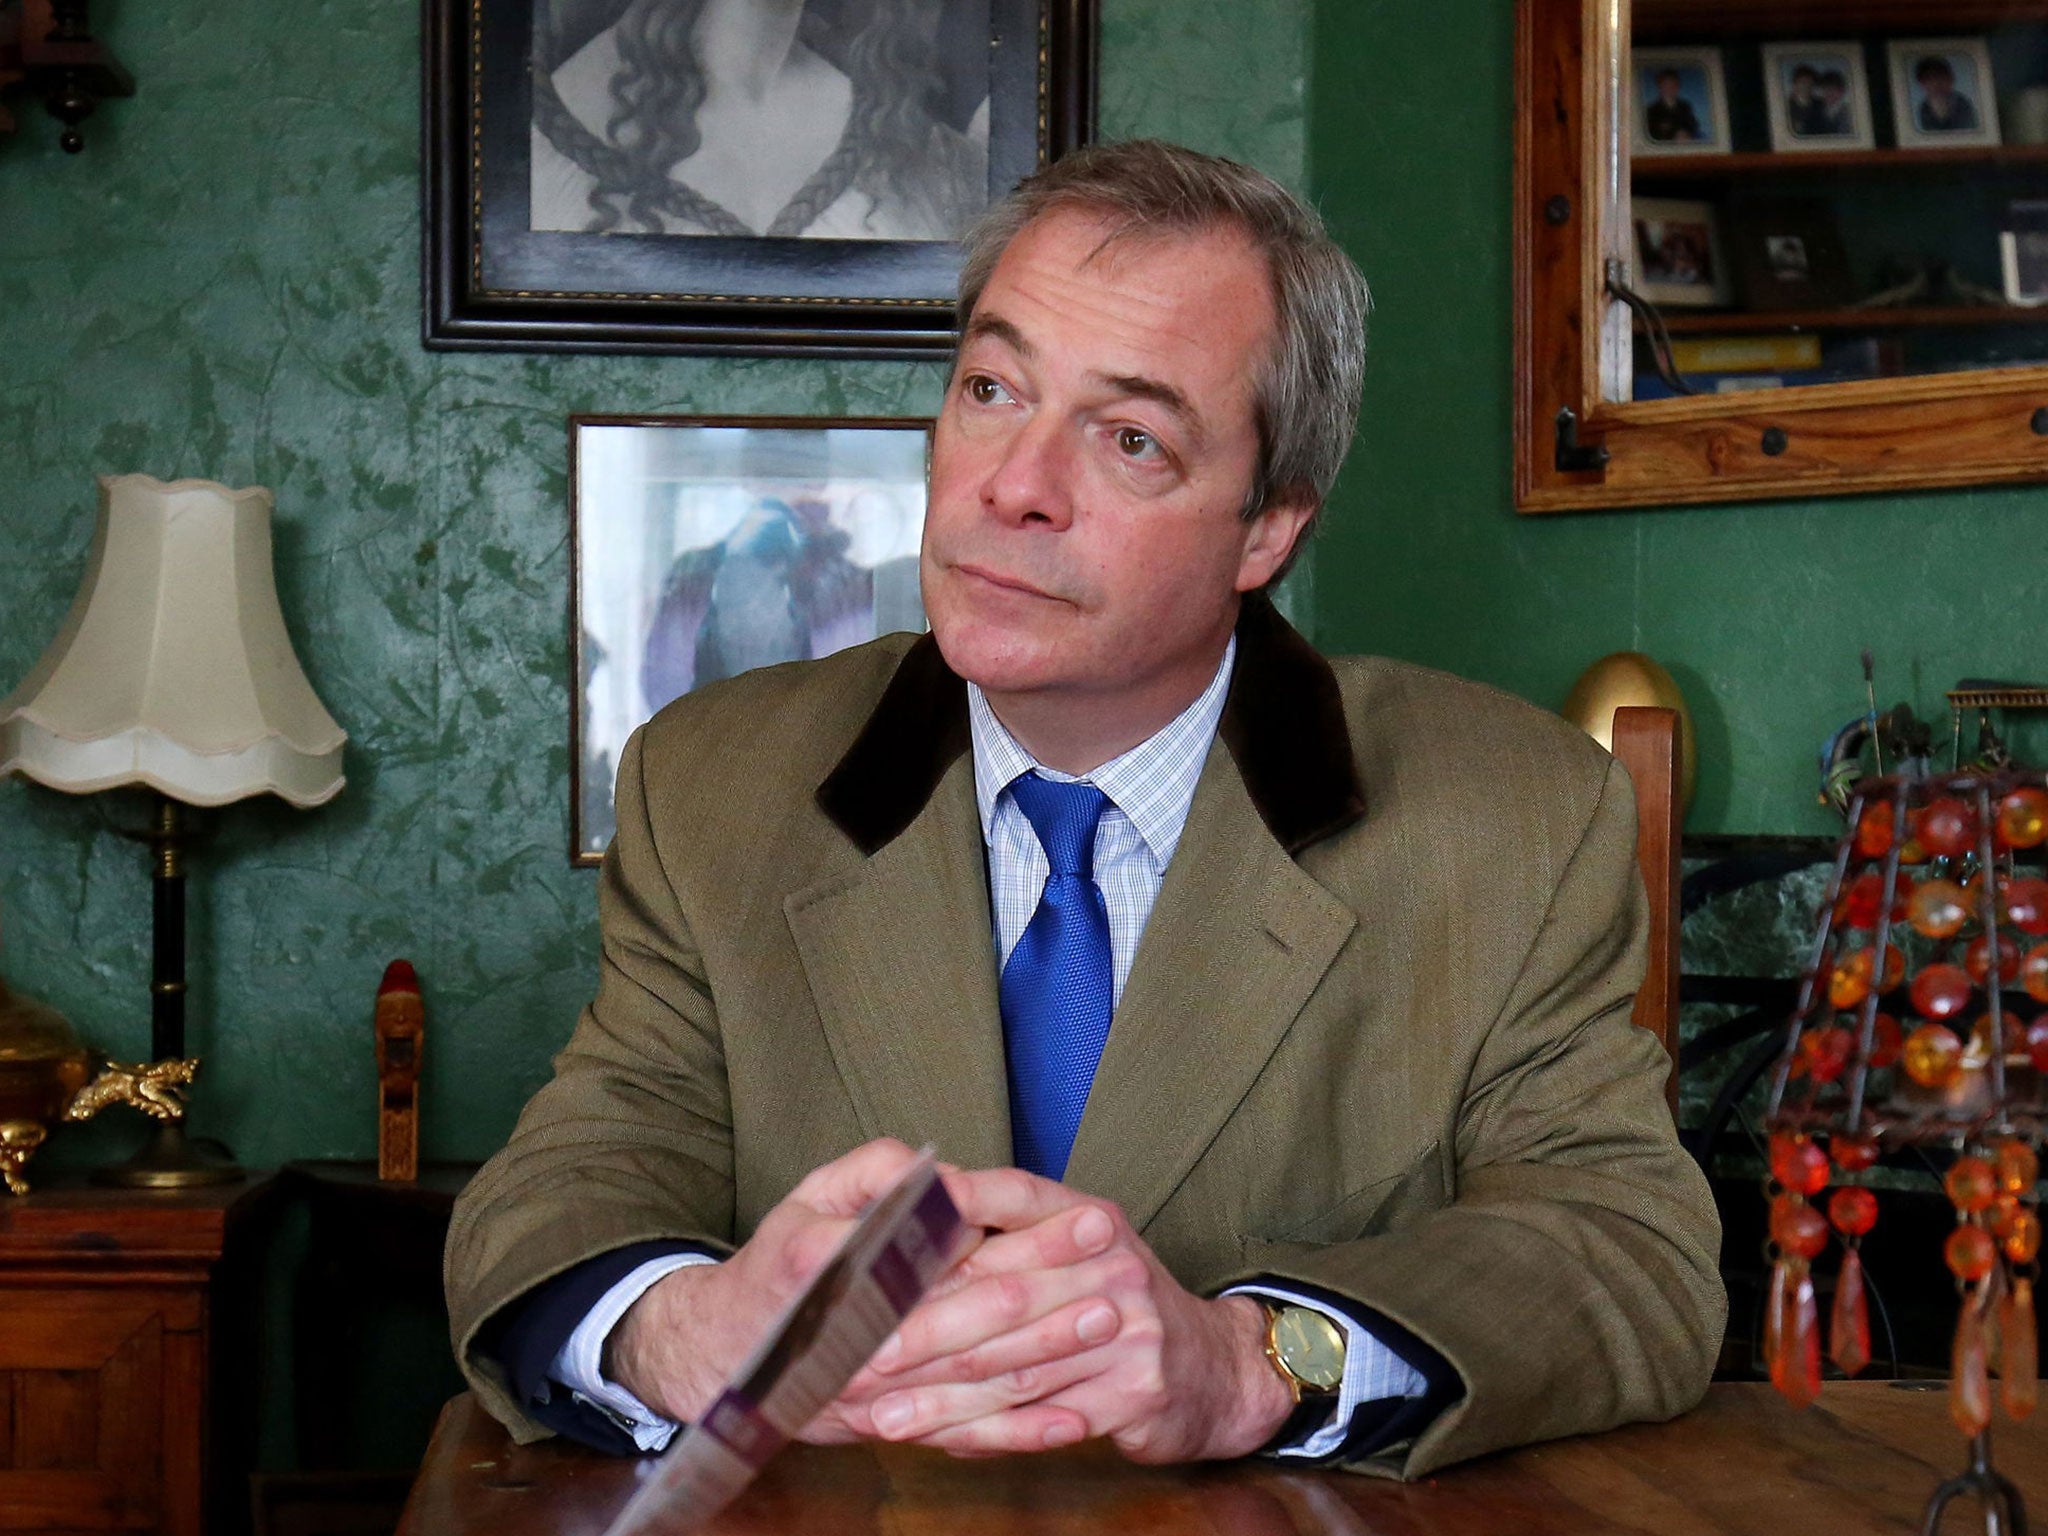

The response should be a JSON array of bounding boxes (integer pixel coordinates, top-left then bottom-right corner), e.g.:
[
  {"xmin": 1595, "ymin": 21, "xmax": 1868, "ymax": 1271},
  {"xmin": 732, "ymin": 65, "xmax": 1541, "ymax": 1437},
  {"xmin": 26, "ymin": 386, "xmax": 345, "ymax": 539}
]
[
  {"xmin": 1220, "ymin": 1283, "xmax": 1430, "ymax": 1460},
  {"xmin": 547, "ymin": 1251, "xmax": 721, "ymax": 1453}
]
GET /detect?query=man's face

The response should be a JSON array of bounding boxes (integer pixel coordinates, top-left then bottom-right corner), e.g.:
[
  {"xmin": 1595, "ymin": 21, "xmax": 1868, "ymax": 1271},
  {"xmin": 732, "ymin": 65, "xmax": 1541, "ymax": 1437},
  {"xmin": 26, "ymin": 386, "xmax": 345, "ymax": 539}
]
[
  {"xmin": 1658, "ymin": 74, "xmax": 1680, "ymax": 102},
  {"xmin": 922, "ymin": 208, "xmax": 1310, "ymax": 727}
]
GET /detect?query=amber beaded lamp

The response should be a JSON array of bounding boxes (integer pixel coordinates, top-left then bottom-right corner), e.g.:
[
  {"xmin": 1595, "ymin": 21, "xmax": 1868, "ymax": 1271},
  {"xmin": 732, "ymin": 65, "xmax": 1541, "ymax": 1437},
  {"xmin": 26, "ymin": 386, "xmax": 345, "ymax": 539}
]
[{"xmin": 1767, "ymin": 769, "xmax": 2047, "ymax": 1534}]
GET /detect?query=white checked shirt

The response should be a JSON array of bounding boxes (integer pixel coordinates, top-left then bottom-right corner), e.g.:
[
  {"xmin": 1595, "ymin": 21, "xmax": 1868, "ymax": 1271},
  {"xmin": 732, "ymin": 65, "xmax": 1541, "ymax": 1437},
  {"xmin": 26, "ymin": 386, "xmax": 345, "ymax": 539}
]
[{"xmin": 551, "ymin": 636, "xmax": 1426, "ymax": 1459}]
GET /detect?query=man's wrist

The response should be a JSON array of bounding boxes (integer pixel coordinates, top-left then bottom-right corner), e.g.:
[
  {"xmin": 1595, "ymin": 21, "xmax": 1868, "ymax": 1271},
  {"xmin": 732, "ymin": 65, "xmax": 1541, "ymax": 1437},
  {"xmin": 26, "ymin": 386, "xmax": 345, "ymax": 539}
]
[
  {"xmin": 1213, "ymin": 1293, "xmax": 1298, "ymax": 1458},
  {"xmin": 605, "ymin": 1262, "xmax": 728, "ymax": 1424}
]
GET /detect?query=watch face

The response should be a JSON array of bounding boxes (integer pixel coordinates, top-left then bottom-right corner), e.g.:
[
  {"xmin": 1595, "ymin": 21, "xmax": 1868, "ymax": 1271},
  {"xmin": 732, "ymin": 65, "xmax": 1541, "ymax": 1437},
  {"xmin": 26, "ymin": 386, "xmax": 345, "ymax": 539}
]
[{"xmin": 1273, "ymin": 1306, "xmax": 1346, "ymax": 1392}]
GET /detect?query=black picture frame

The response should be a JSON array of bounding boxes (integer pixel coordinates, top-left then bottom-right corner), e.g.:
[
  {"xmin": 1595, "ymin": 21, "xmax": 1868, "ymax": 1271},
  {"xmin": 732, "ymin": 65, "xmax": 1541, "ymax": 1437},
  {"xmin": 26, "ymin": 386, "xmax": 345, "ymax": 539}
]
[
  {"xmin": 569, "ymin": 412, "xmax": 934, "ymax": 864},
  {"xmin": 424, "ymin": 1, "xmax": 1097, "ymax": 358}
]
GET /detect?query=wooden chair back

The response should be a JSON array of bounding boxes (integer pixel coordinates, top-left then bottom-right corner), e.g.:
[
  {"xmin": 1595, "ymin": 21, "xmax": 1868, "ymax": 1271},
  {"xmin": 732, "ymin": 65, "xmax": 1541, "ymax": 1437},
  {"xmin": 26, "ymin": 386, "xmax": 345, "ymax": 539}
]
[{"xmin": 1609, "ymin": 706, "xmax": 1681, "ymax": 1115}]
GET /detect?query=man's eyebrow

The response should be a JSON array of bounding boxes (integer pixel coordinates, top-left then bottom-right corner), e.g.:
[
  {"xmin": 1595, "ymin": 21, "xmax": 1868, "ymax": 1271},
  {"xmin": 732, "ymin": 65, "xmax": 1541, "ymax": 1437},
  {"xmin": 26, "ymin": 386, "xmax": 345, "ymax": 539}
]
[
  {"xmin": 962, "ymin": 313, "xmax": 1033, "ymax": 357},
  {"xmin": 1093, "ymin": 371, "xmax": 1206, "ymax": 447}
]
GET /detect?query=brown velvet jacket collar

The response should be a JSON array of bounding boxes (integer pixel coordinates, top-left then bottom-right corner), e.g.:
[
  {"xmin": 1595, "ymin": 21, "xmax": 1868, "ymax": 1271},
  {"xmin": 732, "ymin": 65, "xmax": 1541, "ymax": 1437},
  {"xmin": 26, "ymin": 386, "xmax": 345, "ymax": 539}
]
[{"xmin": 816, "ymin": 593, "xmax": 1366, "ymax": 857}]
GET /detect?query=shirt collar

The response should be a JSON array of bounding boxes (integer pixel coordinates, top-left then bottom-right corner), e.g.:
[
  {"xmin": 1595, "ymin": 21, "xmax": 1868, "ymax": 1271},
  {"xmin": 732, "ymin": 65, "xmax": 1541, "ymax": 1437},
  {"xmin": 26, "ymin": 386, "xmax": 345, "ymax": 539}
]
[{"xmin": 967, "ymin": 635, "xmax": 1236, "ymax": 868}]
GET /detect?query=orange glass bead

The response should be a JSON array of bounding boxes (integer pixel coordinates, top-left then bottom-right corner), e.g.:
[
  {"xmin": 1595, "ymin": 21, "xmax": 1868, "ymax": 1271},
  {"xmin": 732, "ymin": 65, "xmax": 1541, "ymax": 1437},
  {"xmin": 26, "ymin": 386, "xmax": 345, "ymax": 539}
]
[
  {"xmin": 1910, "ymin": 963, "xmax": 1972, "ymax": 1022},
  {"xmin": 1854, "ymin": 801, "xmax": 1895, "ymax": 859},
  {"xmin": 1829, "ymin": 955, "xmax": 1871, "ymax": 1011},
  {"xmin": 1798, "ymin": 1026, "xmax": 1854, "ymax": 1084},
  {"xmin": 1954, "ymin": 1303, "xmax": 1993, "ymax": 1436},
  {"xmin": 2002, "ymin": 1276, "xmax": 2038, "ymax": 1421},
  {"xmin": 1919, "ymin": 797, "xmax": 1980, "ymax": 859},
  {"xmin": 2005, "ymin": 1209, "xmax": 2043, "ymax": 1264},
  {"xmin": 1835, "ymin": 869, "xmax": 1886, "ymax": 930},
  {"xmin": 2024, "ymin": 945, "xmax": 2048, "ymax": 1004},
  {"xmin": 1903, "ymin": 1024, "xmax": 1964, "ymax": 1088},
  {"xmin": 1771, "ymin": 1194, "xmax": 1830, "ymax": 1258},
  {"xmin": 1946, "ymin": 1156, "xmax": 1999, "ymax": 1213},
  {"xmin": 2029, "ymin": 1019, "xmax": 2048, "ymax": 1072},
  {"xmin": 1833, "ymin": 1133, "xmax": 1880, "ymax": 1173},
  {"xmin": 1946, "ymin": 1224, "xmax": 1998, "ymax": 1280},
  {"xmin": 1830, "ymin": 1246, "xmax": 1870, "ymax": 1378},
  {"xmin": 1867, "ymin": 1013, "xmax": 1903, "ymax": 1069},
  {"xmin": 1993, "ymin": 1194, "xmax": 2023, "ymax": 1241},
  {"xmin": 1966, "ymin": 933, "xmax": 2021, "ymax": 987},
  {"xmin": 1770, "ymin": 1133, "xmax": 1830, "ymax": 1196},
  {"xmin": 1767, "ymin": 1258, "xmax": 1823, "ymax": 1410},
  {"xmin": 2007, "ymin": 877, "xmax": 2048, "ymax": 936},
  {"xmin": 1828, "ymin": 1185, "xmax": 1878, "ymax": 1236},
  {"xmin": 2000, "ymin": 787, "xmax": 2048, "ymax": 851},
  {"xmin": 1908, "ymin": 878, "xmax": 1971, "ymax": 940},
  {"xmin": 1995, "ymin": 1139, "xmax": 2039, "ymax": 1196}
]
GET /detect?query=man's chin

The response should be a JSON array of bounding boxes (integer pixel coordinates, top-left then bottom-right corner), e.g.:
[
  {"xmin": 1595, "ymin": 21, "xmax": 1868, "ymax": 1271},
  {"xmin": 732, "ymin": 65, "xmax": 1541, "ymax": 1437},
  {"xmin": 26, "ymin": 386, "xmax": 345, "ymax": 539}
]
[{"xmin": 929, "ymin": 620, "xmax": 1071, "ymax": 698}]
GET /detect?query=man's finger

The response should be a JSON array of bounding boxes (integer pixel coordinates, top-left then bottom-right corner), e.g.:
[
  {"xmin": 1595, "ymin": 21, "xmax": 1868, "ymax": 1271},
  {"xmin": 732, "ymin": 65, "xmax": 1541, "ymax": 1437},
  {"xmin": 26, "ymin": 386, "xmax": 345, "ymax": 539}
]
[
  {"xmin": 931, "ymin": 1403, "xmax": 1093, "ymax": 1456},
  {"xmin": 847, "ymin": 1293, "xmax": 1122, "ymax": 1399},
  {"xmin": 867, "ymin": 1342, "xmax": 1112, "ymax": 1442},
  {"xmin": 920, "ymin": 1200, "xmax": 1118, "ymax": 1301},
  {"xmin": 945, "ymin": 1165, "xmax": 1112, "ymax": 1234},
  {"xmin": 869, "ymin": 1251, "xmax": 1138, "ymax": 1377},
  {"xmin": 789, "ymin": 1137, "xmax": 922, "ymax": 1215}
]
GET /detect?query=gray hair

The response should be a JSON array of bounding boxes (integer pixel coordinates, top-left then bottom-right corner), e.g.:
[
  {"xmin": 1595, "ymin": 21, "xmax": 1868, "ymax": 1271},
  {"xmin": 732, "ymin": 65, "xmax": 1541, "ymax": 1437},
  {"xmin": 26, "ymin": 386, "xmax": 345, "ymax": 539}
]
[{"xmin": 954, "ymin": 139, "xmax": 1369, "ymax": 553}]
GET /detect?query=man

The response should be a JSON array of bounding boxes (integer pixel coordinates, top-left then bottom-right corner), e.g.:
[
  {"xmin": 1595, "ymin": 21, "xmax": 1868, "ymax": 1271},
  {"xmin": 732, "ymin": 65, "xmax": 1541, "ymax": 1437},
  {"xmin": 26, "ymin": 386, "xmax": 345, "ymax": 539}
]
[
  {"xmin": 1817, "ymin": 69, "xmax": 1854, "ymax": 135},
  {"xmin": 446, "ymin": 139, "xmax": 1724, "ymax": 1477},
  {"xmin": 1646, "ymin": 69, "xmax": 1701, "ymax": 143},
  {"xmin": 1786, "ymin": 65, "xmax": 1829, "ymax": 138},
  {"xmin": 1916, "ymin": 56, "xmax": 1979, "ymax": 133}
]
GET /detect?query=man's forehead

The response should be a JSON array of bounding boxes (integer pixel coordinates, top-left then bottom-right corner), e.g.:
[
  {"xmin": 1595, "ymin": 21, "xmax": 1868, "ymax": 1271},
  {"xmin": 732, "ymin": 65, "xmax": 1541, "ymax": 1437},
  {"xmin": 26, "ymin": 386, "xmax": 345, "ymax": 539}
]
[{"xmin": 964, "ymin": 209, "xmax": 1272, "ymax": 401}]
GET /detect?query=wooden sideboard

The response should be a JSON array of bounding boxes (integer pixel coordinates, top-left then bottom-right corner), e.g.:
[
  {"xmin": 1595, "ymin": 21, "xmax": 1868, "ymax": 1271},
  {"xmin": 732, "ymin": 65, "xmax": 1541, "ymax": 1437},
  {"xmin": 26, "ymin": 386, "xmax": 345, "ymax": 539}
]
[{"xmin": 0, "ymin": 1177, "xmax": 273, "ymax": 1536}]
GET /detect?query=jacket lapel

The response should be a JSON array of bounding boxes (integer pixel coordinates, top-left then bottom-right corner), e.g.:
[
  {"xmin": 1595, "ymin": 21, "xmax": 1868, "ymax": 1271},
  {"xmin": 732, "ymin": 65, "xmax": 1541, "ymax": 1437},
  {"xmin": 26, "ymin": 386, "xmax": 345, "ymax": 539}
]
[
  {"xmin": 787, "ymin": 636, "xmax": 1012, "ymax": 1170},
  {"xmin": 1062, "ymin": 740, "xmax": 1358, "ymax": 1230}
]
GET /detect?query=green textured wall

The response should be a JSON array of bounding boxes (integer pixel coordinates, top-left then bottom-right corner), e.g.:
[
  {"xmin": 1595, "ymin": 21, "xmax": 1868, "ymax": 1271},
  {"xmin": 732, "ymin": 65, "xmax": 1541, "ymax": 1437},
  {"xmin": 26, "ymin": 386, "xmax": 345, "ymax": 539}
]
[
  {"xmin": 1309, "ymin": 2, "xmax": 2048, "ymax": 839},
  {"xmin": 0, "ymin": 0, "xmax": 1308, "ymax": 1171}
]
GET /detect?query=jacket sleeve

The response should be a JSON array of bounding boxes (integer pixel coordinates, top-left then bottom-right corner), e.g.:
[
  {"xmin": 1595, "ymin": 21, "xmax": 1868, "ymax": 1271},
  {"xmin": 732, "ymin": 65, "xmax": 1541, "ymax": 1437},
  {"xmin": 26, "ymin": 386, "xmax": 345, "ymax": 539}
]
[
  {"xmin": 1225, "ymin": 758, "xmax": 1726, "ymax": 1477},
  {"xmin": 444, "ymin": 726, "xmax": 739, "ymax": 1443}
]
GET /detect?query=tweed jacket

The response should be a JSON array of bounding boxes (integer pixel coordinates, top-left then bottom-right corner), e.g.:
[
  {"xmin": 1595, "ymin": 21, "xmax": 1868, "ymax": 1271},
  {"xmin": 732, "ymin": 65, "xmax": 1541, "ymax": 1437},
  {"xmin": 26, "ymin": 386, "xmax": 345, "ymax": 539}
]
[{"xmin": 444, "ymin": 596, "xmax": 1725, "ymax": 1477}]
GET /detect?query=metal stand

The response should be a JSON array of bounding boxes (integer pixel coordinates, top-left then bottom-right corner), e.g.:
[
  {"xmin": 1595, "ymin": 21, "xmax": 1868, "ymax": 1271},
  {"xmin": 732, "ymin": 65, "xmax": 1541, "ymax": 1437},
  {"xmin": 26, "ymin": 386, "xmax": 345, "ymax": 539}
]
[
  {"xmin": 95, "ymin": 795, "xmax": 241, "ymax": 1189},
  {"xmin": 1921, "ymin": 1430, "xmax": 2028, "ymax": 1536}
]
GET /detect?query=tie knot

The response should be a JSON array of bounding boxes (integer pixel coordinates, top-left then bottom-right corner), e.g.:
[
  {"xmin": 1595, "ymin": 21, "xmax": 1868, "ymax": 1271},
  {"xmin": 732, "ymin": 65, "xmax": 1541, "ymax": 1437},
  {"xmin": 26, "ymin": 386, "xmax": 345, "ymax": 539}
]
[{"xmin": 1007, "ymin": 772, "xmax": 1110, "ymax": 880}]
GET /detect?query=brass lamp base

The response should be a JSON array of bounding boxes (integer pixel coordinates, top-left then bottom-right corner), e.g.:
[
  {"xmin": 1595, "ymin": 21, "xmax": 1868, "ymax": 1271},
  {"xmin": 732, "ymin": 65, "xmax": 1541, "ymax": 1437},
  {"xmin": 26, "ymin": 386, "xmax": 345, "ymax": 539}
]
[{"xmin": 94, "ymin": 1119, "xmax": 242, "ymax": 1189}]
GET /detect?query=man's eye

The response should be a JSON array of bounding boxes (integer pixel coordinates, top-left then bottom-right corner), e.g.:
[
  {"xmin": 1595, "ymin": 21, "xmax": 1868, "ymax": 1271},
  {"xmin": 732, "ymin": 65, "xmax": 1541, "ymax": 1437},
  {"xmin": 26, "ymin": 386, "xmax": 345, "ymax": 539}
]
[
  {"xmin": 1115, "ymin": 427, "xmax": 1160, "ymax": 460},
  {"xmin": 965, "ymin": 375, "xmax": 1011, "ymax": 405}
]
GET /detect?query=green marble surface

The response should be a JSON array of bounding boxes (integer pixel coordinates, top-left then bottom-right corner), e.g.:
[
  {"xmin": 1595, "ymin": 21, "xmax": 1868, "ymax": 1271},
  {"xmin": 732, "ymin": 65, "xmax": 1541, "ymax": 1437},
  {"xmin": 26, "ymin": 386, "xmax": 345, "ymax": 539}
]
[{"xmin": 0, "ymin": 0, "xmax": 1308, "ymax": 1169}]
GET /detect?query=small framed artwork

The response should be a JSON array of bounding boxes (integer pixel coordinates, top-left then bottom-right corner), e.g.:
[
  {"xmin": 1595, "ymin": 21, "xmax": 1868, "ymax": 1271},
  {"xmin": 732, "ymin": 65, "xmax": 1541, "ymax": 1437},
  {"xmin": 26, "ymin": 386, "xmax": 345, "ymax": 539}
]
[
  {"xmin": 1631, "ymin": 197, "xmax": 1734, "ymax": 307},
  {"xmin": 1631, "ymin": 47, "xmax": 1731, "ymax": 157},
  {"xmin": 424, "ymin": 1, "xmax": 1098, "ymax": 357},
  {"xmin": 571, "ymin": 414, "xmax": 933, "ymax": 863},
  {"xmin": 1761, "ymin": 42, "xmax": 1875, "ymax": 152},
  {"xmin": 1887, "ymin": 38, "xmax": 2002, "ymax": 150},
  {"xmin": 1729, "ymin": 199, "xmax": 1854, "ymax": 312},
  {"xmin": 2000, "ymin": 199, "xmax": 2048, "ymax": 306}
]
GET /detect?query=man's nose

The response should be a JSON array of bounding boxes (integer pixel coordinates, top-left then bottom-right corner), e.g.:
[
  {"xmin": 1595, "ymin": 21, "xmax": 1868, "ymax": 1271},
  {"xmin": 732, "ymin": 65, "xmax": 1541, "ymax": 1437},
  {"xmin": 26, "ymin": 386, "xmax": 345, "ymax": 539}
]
[{"xmin": 981, "ymin": 413, "xmax": 1076, "ymax": 531}]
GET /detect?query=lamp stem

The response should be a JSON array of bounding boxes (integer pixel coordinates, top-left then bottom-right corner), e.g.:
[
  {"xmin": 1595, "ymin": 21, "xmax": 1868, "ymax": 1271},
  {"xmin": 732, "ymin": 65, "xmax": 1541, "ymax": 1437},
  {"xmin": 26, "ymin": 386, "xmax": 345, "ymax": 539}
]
[{"xmin": 150, "ymin": 795, "xmax": 186, "ymax": 1063}]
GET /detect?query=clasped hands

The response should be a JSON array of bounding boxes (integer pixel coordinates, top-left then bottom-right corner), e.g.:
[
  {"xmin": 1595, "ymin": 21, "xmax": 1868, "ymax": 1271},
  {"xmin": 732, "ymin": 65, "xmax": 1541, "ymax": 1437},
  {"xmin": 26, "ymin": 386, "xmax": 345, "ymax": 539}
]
[{"xmin": 605, "ymin": 1138, "xmax": 1296, "ymax": 1461}]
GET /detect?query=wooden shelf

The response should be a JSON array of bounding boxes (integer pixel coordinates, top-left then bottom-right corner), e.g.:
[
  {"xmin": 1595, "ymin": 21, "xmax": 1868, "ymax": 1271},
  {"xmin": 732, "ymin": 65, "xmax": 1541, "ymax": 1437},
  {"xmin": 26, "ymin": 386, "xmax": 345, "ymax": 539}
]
[
  {"xmin": 1655, "ymin": 305, "xmax": 2048, "ymax": 332},
  {"xmin": 1636, "ymin": 146, "xmax": 2048, "ymax": 179},
  {"xmin": 1635, "ymin": 0, "xmax": 2048, "ymax": 43}
]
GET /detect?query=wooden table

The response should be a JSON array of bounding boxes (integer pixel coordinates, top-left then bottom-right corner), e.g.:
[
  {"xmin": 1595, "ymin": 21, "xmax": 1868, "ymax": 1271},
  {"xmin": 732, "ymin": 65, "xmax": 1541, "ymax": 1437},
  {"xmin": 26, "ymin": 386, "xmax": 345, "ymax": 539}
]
[{"xmin": 398, "ymin": 1381, "xmax": 2046, "ymax": 1535}]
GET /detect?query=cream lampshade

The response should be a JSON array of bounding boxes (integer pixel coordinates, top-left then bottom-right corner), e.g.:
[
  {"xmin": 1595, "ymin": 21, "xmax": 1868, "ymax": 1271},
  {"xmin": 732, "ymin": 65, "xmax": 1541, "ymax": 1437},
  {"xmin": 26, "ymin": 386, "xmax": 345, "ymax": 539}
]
[
  {"xmin": 0, "ymin": 472, "xmax": 346, "ymax": 1186},
  {"xmin": 0, "ymin": 473, "xmax": 345, "ymax": 805}
]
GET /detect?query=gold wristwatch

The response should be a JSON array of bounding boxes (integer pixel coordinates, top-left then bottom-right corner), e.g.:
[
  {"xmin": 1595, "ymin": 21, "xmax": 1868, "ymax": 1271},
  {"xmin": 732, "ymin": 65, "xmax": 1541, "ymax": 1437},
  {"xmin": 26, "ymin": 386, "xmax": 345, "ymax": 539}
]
[{"xmin": 1261, "ymin": 1302, "xmax": 1346, "ymax": 1400}]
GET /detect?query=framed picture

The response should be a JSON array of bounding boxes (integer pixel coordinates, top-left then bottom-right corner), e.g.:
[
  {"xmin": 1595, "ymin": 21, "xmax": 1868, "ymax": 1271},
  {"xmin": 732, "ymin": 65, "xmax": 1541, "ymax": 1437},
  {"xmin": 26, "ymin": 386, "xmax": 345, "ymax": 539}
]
[
  {"xmin": 1887, "ymin": 38, "xmax": 2002, "ymax": 150},
  {"xmin": 1761, "ymin": 42, "xmax": 1875, "ymax": 152},
  {"xmin": 425, "ymin": 1, "xmax": 1098, "ymax": 358},
  {"xmin": 1631, "ymin": 196, "xmax": 1733, "ymax": 307},
  {"xmin": 1631, "ymin": 47, "xmax": 1731, "ymax": 157},
  {"xmin": 2001, "ymin": 199, "xmax": 2048, "ymax": 306},
  {"xmin": 571, "ymin": 414, "xmax": 933, "ymax": 863},
  {"xmin": 1728, "ymin": 198, "xmax": 1853, "ymax": 312}
]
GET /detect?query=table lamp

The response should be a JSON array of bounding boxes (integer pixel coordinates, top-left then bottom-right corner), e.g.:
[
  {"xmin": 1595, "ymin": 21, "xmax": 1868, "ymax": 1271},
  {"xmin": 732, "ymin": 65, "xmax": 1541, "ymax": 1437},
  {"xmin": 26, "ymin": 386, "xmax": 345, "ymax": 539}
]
[{"xmin": 0, "ymin": 473, "xmax": 346, "ymax": 1185}]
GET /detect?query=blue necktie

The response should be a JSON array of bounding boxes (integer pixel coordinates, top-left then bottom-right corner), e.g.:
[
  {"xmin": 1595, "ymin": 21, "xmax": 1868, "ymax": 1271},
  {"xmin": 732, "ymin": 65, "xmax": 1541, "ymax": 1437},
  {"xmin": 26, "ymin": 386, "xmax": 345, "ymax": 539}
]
[{"xmin": 1000, "ymin": 773, "xmax": 1114, "ymax": 1181}]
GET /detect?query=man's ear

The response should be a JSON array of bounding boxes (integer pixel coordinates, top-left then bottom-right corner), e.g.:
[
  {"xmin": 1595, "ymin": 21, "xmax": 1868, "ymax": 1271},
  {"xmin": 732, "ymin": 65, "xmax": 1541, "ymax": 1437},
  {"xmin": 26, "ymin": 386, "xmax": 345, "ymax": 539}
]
[{"xmin": 1234, "ymin": 485, "xmax": 1318, "ymax": 593}]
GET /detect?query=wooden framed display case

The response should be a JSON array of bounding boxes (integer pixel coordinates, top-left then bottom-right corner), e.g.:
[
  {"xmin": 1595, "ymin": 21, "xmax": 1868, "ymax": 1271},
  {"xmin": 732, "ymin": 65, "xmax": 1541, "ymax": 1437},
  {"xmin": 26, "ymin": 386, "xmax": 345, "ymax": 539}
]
[{"xmin": 1515, "ymin": 0, "xmax": 2048, "ymax": 511}]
